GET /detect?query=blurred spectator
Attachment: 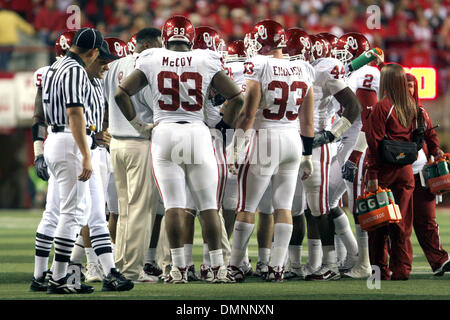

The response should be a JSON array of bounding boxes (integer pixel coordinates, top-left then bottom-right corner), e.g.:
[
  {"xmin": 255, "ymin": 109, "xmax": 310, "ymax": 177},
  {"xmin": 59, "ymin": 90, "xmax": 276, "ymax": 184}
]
[
  {"xmin": 411, "ymin": 10, "xmax": 433, "ymax": 42},
  {"xmin": 404, "ymin": 41, "xmax": 433, "ymax": 66},
  {"xmin": 0, "ymin": 8, "xmax": 35, "ymax": 70},
  {"xmin": 34, "ymin": 0, "xmax": 65, "ymax": 47}
]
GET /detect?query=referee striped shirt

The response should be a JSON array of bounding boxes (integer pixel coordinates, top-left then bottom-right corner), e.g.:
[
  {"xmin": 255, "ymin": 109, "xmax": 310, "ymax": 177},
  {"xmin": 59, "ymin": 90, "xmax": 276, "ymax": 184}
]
[
  {"xmin": 90, "ymin": 77, "xmax": 105, "ymax": 132},
  {"xmin": 42, "ymin": 51, "xmax": 94, "ymax": 129}
]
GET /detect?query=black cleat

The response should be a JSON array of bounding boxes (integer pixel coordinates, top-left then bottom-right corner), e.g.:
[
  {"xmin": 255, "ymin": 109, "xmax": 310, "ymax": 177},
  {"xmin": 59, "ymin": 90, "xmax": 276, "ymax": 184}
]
[
  {"xmin": 143, "ymin": 262, "xmax": 163, "ymax": 277},
  {"xmin": 30, "ymin": 270, "xmax": 52, "ymax": 292},
  {"xmin": 102, "ymin": 268, "xmax": 134, "ymax": 292},
  {"xmin": 47, "ymin": 275, "xmax": 94, "ymax": 294}
]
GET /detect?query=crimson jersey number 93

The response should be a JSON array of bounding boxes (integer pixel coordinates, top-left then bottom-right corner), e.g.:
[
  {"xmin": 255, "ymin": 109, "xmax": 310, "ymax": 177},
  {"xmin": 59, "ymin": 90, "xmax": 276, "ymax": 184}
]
[
  {"xmin": 158, "ymin": 71, "xmax": 203, "ymax": 111},
  {"xmin": 263, "ymin": 80, "xmax": 307, "ymax": 121}
]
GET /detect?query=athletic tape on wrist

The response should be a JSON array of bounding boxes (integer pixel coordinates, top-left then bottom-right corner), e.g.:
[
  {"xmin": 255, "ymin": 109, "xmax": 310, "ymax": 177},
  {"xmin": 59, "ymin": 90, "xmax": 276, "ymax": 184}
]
[
  {"xmin": 354, "ymin": 131, "xmax": 368, "ymax": 153},
  {"xmin": 330, "ymin": 117, "xmax": 351, "ymax": 139},
  {"xmin": 33, "ymin": 141, "xmax": 44, "ymax": 158}
]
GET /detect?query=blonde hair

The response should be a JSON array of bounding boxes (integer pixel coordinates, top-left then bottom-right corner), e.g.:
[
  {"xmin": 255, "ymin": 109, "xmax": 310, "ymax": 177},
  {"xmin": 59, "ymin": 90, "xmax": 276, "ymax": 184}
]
[{"xmin": 379, "ymin": 63, "xmax": 416, "ymax": 128}]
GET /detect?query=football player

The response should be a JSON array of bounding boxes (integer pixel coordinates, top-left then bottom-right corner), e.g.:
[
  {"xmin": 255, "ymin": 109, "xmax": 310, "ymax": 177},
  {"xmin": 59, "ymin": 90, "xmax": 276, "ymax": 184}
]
[{"xmin": 114, "ymin": 16, "xmax": 244, "ymax": 283}]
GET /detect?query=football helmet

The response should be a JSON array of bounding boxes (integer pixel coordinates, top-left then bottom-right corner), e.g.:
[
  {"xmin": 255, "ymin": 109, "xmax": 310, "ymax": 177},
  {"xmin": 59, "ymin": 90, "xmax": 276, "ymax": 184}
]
[
  {"xmin": 309, "ymin": 34, "xmax": 328, "ymax": 61},
  {"xmin": 127, "ymin": 34, "xmax": 137, "ymax": 54},
  {"xmin": 193, "ymin": 26, "xmax": 225, "ymax": 53},
  {"xmin": 55, "ymin": 30, "xmax": 76, "ymax": 57},
  {"xmin": 247, "ymin": 19, "xmax": 286, "ymax": 56},
  {"xmin": 105, "ymin": 37, "xmax": 128, "ymax": 58},
  {"xmin": 283, "ymin": 28, "xmax": 311, "ymax": 61},
  {"xmin": 162, "ymin": 15, "xmax": 195, "ymax": 48},
  {"xmin": 226, "ymin": 40, "xmax": 246, "ymax": 63},
  {"xmin": 335, "ymin": 32, "xmax": 370, "ymax": 64},
  {"xmin": 317, "ymin": 32, "xmax": 338, "ymax": 58}
]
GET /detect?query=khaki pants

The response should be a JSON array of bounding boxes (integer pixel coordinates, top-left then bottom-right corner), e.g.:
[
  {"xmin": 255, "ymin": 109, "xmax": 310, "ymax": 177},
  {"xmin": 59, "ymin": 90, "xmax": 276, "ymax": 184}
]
[{"xmin": 110, "ymin": 137, "xmax": 158, "ymax": 280}]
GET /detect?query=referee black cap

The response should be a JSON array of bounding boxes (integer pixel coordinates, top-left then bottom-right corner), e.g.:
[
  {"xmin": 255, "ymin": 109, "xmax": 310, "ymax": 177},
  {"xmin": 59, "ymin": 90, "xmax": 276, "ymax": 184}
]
[
  {"xmin": 73, "ymin": 28, "xmax": 104, "ymax": 50},
  {"xmin": 99, "ymin": 40, "xmax": 120, "ymax": 61}
]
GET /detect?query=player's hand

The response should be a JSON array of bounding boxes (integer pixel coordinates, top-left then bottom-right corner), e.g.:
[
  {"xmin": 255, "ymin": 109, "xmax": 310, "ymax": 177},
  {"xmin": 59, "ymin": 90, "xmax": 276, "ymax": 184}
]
[
  {"xmin": 34, "ymin": 154, "xmax": 50, "ymax": 181},
  {"xmin": 369, "ymin": 50, "xmax": 384, "ymax": 67},
  {"xmin": 94, "ymin": 130, "xmax": 112, "ymax": 148},
  {"xmin": 342, "ymin": 160, "xmax": 357, "ymax": 183},
  {"xmin": 226, "ymin": 143, "xmax": 239, "ymax": 175},
  {"xmin": 367, "ymin": 179, "xmax": 378, "ymax": 193},
  {"xmin": 130, "ymin": 116, "xmax": 156, "ymax": 139},
  {"xmin": 435, "ymin": 149, "xmax": 445, "ymax": 161},
  {"xmin": 78, "ymin": 156, "xmax": 93, "ymax": 181},
  {"xmin": 312, "ymin": 130, "xmax": 335, "ymax": 149},
  {"xmin": 300, "ymin": 155, "xmax": 313, "ymax": 180}
]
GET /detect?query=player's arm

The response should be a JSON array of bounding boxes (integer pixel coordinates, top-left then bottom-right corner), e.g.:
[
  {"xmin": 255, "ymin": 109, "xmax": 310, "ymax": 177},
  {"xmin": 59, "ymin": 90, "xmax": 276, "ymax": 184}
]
[
  {"xmin": 235, "ymin": 79, "xmax": 260, "ymax": 131},
  {"xmin": 211, "ymin": 70, "xmax": 244, "ymax": 128},
  {"xmin": 114, "ymin": 69, "xmax": 154, "ymax": 138},
  {"xmin": 299, "ymin": 87, "xmax": 314, "ymax": 180},
  {"xmin": 32, "ymin": 87, "xmax": 50, "ymax": 180},
  {"xmin": 332, "ymin": 86, "xmax": 362, "ymax": 135}
]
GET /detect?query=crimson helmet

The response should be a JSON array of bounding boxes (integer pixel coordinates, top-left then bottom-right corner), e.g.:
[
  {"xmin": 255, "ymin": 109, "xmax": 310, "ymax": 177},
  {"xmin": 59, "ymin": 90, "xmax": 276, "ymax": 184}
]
[
  {"xmin": 127, "ymin": 34, "xmax": 137, "ymax": 54},
  {"xmin": 105, "ymin": 37, "xmax": 128, "ymax": 58},
  {"xmin": 162, "ymin": 15, "xmax": 195, "ymax": 48},
  {"xmin": 283, "ymin": 28, "xmax": 311, "ymax": 61},
  {"xmin": 317, "ymin": 32, "xmax": 338, "ymax": 57},
  {"xmin": 309, "ymin": 34, "xmax": 328, "ymax": 61},
  {"xmin": 193, "ymin": 26, "xmax": 225, "ymax": 52},
  {"xmin": 55, "ymin": 30, "xmax": 76, "ymax": 57},
  {"xmin": 247, "ymin": 19, "xmax": 286, "ymax": 56},
  {"xmin": 335, "ymin": 32, "xmax": 370, "ymax": 64},
  {"xmin": 226, "ymin": 40, "xmax": 246, "ymax": 62}
]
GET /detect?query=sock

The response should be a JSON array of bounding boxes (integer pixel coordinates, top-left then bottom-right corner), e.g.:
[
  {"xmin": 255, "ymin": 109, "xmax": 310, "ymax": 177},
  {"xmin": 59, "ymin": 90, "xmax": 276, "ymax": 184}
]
[
  {"xmin": 53, "ymin": 236, "xmax": 75, "ymax": 281},
  {"xmin": 333, "ymin": 214, "xmax": 358, "ymax": 256},
  {"xmin": 269, "ymin": 223, "xmax": 293, "ymax": 268},
  {"xmin": 288, "ymin": 245, "xmax": 303, "ymax": 266},
  {"xmin": 322, "ymin": 245, "xmax": 337, "ymax": 266},
  {"xmin": 203, "ymin": 243, "xmax": 211, "ymax": 266},
  {"xmin": 230, "ymin": 221, "xmax": 254, "ymax": 266},
  {"xmin": 258, "ymin": 248, "xmax": 271, "ymax": 264},
  {"xmin": 334, "ymin": 234, "xmax": 346, "ymax": 264},
  {"xmin": 355, "ymin": 224, "xmax": 368, "ymax": 249},
  {"xmin": 91, "ymin": 233, "xmax": 115, "ymax": 274},
  {"xmin": 70, "ymin": 234, "xmax": 85, "ymax": 265},
  {"xmin": 34, "ymin": 232, "xmax": 53, "ymax": 279},
  {"xmin": 243, "ymin": 248, "xmax": 250, "ymax": 266},
  {"xmin": 171, "ymin": 247, "xmax": 185, "ymax": 268},
  {"xmin": 184, "ymin": 244, "xmax": 194, "ymax": 266},
  {"xmin": 145, "ymin": 248, "xmax": 157, "ymax": 264},
  {"xmin": 85, "ymin": 247, "xmax": 98, "ymax": 264},
  {"xmin": 308, "ymin": 239, "xmax": 322, "ymax": 269},
  {"xmin": 210, "ymin": 249, "xmax": 224, "ymax": 268}
]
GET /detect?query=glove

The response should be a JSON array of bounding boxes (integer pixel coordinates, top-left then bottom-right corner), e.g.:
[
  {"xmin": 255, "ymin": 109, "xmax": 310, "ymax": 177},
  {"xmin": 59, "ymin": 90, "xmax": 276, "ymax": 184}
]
[
  {"xmin": 35, "ymin": 154, "xmax": 50, "ymax": 181},
  {"xmin": 312, "ymin": 130, "xmax": 335, "ymax": 149},
  {"xmin": 129, "ymin": 116, "xmax": 155, "ymax": 139},
  {"xmin": 342, "ymin": 160, "xmax": 357, "ymax": 183},
  {"xmin": 215, "ymin": 119, "xmax": 231, "ymax": 144},
  {"xmin": 211, "ymin": 93, "xmax": 226, "ymax": 106},
  {"xmin": 300, "ymin": 155, "xmax": 313, "ymax": 180}
]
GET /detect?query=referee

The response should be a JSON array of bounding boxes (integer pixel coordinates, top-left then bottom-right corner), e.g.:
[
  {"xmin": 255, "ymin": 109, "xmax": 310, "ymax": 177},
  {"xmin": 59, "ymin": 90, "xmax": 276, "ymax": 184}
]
[{"xmin": 42, "ymin": 28, "xmax": 103, "ymax": 294}]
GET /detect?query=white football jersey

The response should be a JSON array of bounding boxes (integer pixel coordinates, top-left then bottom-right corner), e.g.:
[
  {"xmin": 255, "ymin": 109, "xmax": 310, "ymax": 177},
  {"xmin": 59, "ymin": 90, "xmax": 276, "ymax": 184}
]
[
  {"xmin": 311, "ymin": 57, "xmax": 347, "ymax": 132},
  {"xmin": 135, "ymin": 47, "xmax": 224, "ymax": 124},
  {"xmin": 34, "ymin": 66, "xmax": 50, "ymax": 88},
  {"xmin": 347, "ymin": 65, "xmax": 380, "ymax": 96},
  {"xmin": 225, "ymin": 61, "xmax": 246, "ymax": 94},
  {"xmin": 244, "ymin": 55, "xmax": 315, "ymax": 130}
]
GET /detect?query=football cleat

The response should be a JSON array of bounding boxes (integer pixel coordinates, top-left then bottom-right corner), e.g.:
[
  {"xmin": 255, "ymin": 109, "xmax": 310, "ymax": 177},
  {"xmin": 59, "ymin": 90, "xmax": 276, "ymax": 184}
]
[
  {"xmin": 253, "ymin": 261, "xmax": 269, "ymax": 279},
  {"xmin": 283, "ymin": 263, "xmax": 305, "ymax": 280},
  {"xmin": 338, "ymin": 254, "xmax": 359, "ymax": 274},
  {"xmin": 305, "ymin": 264, "xmax": 341, "ymax": 281},
  {"xmin": 187, "ymin": 264, "xmax": 200, "ymax": 281},
  {"xmin": 160, "ymin": 264, "xmax": 172, "ymax": 281},
  {"xmin": 30, "ymin": 270, "xmax": 52, "ymax": 292},
  {"xmin": 241, "ymin": 260, "xmax": 254, "ymax": 277},
  {"xmin": 144, "ymin": 262, "xmax": 163, "ymax": 277},
  {"xmin": 46, "ymin": 275, "xmax": 94, "ymax": 294},
  {"xmin": 200, "ymin": 264, "xmax": 214, "ymax": 282},
  {"xmin": 210, "ymin": 265, "xmax": 235, "ymax": 283},
  {"xmin": 135, "ymin": 270, "xmax": 159, "ymax": 283},
  {"xmin": 266, "ymin": 266, "xmax": 284, "ymax": 282},
  {"xmin": 85, "ymin": 262, "xmax": 104, "ymax": 283},
  {"xmin": 434, "ymin": 259, "xmax": 450, "ymax": 277},
  {"xmin": 102, "ymin": 268, "xmax": 134, "ymax": 291},
  {"xmin": 228, "ymin": 265, "xmax": 245, "ymax": 283},
  {"xmin": 342, "ymin": 263, "xmax": 372, "ymax": 279},
  {"xmin": 164, "ymin": 266, "xmax": 188, "ymax": 284}
]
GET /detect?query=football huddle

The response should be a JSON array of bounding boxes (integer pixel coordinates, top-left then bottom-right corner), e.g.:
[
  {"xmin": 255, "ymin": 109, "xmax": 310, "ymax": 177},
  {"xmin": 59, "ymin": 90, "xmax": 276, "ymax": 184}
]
[{"xmin": 29, "ymin": 14, "xmax": 450, "ymax": 295}]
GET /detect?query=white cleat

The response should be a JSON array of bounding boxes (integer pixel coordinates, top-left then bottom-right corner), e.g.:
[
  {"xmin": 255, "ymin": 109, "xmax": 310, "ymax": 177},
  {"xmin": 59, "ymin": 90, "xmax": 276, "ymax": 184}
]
[
  {"xmin": 339, "ymin": 254, "xmax": 359, "ymax": 274},
  {"xmin": 85, "ymin": 262, "xmax": 104, "ymax": 283},
  {"xmin": 135, "ymin": 270, "xmax": 159, "ymax": 283},
  {"xmin": 342, "ymin": 264, "xmax": 372, "ymax": 279},
  {"xmin": 211, "ymin": 265, "xmax": 235, "ymax": 283},
  {"xmin": 164, "ymin": 266, "xmax": 188, "ymax": 284}
]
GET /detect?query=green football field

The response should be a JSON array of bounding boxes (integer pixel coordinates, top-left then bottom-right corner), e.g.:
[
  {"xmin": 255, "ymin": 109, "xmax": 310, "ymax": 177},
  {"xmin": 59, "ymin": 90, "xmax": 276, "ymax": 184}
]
[{"xmin": 0, "ymin": 209, "xmax": 449, "ymax": 300}]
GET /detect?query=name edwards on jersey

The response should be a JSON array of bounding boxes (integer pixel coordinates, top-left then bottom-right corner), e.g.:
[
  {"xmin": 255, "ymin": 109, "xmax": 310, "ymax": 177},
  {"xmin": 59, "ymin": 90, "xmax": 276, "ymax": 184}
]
[{"xmin": 162, "ymin": 56, "xmax": 193, "ymax": 67}]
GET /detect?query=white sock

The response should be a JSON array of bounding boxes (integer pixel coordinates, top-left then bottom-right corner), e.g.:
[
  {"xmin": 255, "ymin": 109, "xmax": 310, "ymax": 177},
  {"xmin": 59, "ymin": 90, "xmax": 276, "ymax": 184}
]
[
  {"xmin": 85, "ymin": 247, "xmax": 98, "ymax": 264},
  {"xmin": 288, "ymin": 245, "xmax": 302, "ymax": 266},
  {"xmin": 70, "ymin": 234, "xmax": 85, "ymax": 264},
  {"xmin": 170, "ymin": 247, "xmax": 185, "ymax": 269},
  {"xmin": 322, "ymin": 245, "xmax": 337, "ymax": 265},
  {"xmin": 209, "ymin": 249, "xmax": 224, "ymax": 268},
  {"xmin": 258, "ymin": 248, "xmax": 271, "ymax": 264},
  {"xmin": 97, "ymin": 252, "xmax": 115, "ymax": 275},
  {"xmin": 333, "ymin": 214, "xmax": 358, "ymax": 256},
  {"xmin": 355, "ymin": 224, "xmax": 368, "ymax": 249},
  {"xmin": 230, "ymin": 221, "xmax": 254, "ymax": 266},
  {"xmin": 202, "ymin": 243, "xmax": 210, "ymax": 266},
  {"xmin": 334, "ymin": 234, "xmax": 347, "ymax": 264},
  {"xmin": 34, "ymin": 256, "xmax": 49, "ymax": 279},
  {"xmin": 308, "ymin": 239, "xmax": 322, "ymax": 269},
  {"xmin": 145, "ymin": 248, "xmax": 157, "ymax": 264},
  {"xmin": 52, "ymin": 261, "xmax": 68, "ymax": 281},
  {"xmin": 184, "ymin": 244, "xmax": 193, "ymax": 266},
  {"xmin": 243, "ymin": 248, "xmax": 250, "ymax": 265},
  {"xmin": 269, "ymin": 223, "xmax": 293, "ymax": 268}
]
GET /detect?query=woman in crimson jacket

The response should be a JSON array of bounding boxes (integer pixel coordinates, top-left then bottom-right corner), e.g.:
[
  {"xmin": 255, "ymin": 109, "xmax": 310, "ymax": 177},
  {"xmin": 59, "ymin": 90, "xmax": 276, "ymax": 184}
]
[
  {"xmin": 407, "ymin": 73, "xmax": 449, "ymax": 276},
  {"xmin": 365, "ymin": 63, "xmax": 419, "ymax": 280}
]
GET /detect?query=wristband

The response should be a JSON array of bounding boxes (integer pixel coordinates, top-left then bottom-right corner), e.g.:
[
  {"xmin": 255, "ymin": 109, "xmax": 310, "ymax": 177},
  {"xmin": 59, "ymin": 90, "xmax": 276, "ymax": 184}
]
[
  {"xmin": 330, "ymin": 116, "xmax": 351, "ymax": 139},
  {"xmin": 32, "ymin": 122, "xmax": 47, "ymax": 142},
  {"xmin": 33, "ymin": 140, "xmax": 44, "ymax": 158},
  {"xmin": 301, "ymin": 135, "xmax": 314, "ymax": 156}
]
